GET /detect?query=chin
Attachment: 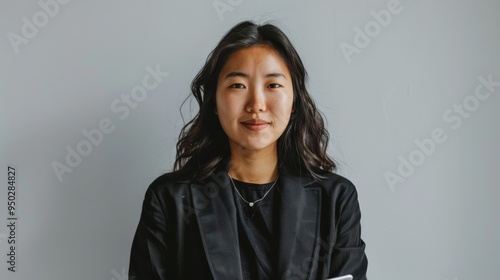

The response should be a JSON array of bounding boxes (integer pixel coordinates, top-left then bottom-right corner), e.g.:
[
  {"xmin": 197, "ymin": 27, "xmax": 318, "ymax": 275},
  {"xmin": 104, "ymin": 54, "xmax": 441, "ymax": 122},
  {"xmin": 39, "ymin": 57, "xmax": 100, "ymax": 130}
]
[{"xmin": 234, "ymin": 140, "xmax": 275, "ymax": 152}]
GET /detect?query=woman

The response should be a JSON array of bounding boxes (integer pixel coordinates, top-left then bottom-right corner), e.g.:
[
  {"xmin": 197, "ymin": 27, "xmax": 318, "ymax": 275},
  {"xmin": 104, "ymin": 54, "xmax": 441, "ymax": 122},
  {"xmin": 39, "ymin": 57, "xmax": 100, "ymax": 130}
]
[{"xmin": 129, "ymin": 20, "xmax": 368, "ymax": 280}]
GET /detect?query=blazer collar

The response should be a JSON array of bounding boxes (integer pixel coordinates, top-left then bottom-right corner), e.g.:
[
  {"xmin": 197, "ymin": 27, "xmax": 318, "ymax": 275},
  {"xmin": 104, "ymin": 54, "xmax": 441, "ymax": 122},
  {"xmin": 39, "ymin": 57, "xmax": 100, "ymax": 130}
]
[{"xmin": 191, "ymin": 162, "xmax": 321, "ymax": 280}]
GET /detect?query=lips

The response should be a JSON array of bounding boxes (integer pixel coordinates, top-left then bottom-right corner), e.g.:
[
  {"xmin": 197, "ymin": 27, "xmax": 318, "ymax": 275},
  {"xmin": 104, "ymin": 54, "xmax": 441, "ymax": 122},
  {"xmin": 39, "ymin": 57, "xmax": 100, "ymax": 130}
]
[{"xmin": 241, "ymin": 119, "xmax": 270, "ymax": 131}]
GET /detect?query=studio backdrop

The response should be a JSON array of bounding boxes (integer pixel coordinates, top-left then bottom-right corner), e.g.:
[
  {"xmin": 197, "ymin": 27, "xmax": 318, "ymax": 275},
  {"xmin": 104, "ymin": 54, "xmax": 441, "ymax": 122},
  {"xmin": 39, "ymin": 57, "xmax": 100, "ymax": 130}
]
[{"xmin": 1, "ymin": 0, "xmax": 499, "ymax": 279}]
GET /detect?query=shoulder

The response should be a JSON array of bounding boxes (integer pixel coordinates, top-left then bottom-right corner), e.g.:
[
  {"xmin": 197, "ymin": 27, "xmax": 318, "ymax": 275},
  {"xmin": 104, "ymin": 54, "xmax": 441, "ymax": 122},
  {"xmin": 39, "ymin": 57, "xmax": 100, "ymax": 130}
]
[
  {"xmin": 316, "ymin": 172, "xmax": 355, "ymax": 187},
  {"xmin": 143, "ymin": 172, "xmax": 192, "ymax": 203},
  {"xmin": 311, "ymin": 172, "xmax": 360, "ymax": 201},
  {"xmin": 309, "ymin": 172, "xmax": 364, "ymax": 221}
]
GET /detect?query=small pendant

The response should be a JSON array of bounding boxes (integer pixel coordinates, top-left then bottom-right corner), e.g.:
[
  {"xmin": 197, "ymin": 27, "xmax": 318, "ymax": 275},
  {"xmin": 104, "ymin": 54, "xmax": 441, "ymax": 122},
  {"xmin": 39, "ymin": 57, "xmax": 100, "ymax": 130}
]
[{"xmin": 249, "ymin": 202, "xmax": 254, "ymax": 207}]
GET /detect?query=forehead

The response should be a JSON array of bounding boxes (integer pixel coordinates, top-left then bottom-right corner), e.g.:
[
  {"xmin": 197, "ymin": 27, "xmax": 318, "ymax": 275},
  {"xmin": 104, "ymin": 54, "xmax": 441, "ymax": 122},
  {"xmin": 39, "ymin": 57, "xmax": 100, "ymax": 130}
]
[{"xmin": 220, "ymin": 45, "xmax": 290, "ymax": 76}]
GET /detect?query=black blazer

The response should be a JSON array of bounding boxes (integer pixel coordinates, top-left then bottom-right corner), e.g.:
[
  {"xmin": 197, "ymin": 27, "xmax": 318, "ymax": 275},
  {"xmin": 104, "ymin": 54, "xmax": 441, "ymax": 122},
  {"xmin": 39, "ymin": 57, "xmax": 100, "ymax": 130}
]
[{"xmin": 129, "ymin": 163, "xmax": 368, "ymax": 279}]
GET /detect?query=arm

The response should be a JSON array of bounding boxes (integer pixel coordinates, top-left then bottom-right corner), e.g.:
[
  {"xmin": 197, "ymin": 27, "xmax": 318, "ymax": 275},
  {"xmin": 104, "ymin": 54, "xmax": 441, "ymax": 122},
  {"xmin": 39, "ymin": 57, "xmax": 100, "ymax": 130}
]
[
  {"xmin": 129, "ymin": 187, "xmax": 174, "ymax": 279},
  {"xmin": 329, "ymin": 184, "xmax": 368, "ymax": 280}
]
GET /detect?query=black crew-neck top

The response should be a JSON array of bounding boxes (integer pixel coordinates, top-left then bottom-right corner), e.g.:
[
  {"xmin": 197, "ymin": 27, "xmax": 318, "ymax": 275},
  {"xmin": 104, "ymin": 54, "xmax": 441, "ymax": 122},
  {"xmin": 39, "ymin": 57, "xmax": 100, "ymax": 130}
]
[{"xmin": 231, "ymin": 178, "xmax": 280, "ymax": 280}]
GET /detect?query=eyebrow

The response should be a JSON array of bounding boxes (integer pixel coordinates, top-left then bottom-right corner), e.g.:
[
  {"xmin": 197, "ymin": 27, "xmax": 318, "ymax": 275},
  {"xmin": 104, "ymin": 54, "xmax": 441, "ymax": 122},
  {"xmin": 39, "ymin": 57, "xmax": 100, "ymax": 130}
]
[{"xmin": 224, "ymin": 72, "xmax": 287, "ymax": 79}]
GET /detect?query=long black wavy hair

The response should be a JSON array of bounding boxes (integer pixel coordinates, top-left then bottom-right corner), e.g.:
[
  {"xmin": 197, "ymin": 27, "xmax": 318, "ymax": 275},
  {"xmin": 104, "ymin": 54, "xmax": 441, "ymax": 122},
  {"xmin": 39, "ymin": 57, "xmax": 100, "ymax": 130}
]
[{"xmin": 167, "ymin": 20, "xmax": 336, "ymax": 182}]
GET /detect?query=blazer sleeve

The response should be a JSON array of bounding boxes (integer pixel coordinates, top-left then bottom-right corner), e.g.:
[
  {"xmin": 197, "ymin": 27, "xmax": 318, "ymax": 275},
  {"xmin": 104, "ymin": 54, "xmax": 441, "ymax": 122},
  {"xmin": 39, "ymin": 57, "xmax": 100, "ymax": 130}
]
[
  {"xmin": 329, "ymin": 183, "xmax": 368, "ymax": 280},
  {"xmin": 129, "ymin": 187, "xmax": 174, "ymax": 280}
]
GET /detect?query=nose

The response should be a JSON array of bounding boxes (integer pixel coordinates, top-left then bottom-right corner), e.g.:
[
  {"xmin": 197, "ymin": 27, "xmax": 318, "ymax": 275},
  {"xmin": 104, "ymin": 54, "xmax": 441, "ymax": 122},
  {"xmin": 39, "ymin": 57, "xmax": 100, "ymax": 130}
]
[{"xmin": 246, "ymin": 86, "xmax": 266, "ymax": 113}]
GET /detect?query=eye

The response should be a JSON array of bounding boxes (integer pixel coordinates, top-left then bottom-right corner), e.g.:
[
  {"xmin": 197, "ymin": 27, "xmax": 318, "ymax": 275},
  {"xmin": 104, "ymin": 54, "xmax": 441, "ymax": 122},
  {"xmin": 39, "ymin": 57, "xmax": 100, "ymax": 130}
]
[
  {"xmin": 229, "ymin": 83, "xmax": 245, "ymax": 89},
  {"xmin": 267, "ymin": 83, "xmax": 282, "ymax": 89}
]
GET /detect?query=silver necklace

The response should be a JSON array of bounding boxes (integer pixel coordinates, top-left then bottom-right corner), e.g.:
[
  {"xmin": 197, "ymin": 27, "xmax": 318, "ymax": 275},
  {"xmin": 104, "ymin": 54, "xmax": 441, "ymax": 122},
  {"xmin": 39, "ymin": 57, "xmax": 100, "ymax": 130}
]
[{"xmin": 228, "ymin": 173, "xmax": 279, "ymax": 207}]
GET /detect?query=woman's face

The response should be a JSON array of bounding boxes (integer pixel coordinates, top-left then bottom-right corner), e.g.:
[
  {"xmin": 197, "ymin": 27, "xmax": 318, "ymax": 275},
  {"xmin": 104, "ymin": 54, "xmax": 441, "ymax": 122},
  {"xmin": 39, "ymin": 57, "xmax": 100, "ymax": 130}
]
[{"xmin": 215, "ymin": 45, "xmax": 294, "ymax": 154}]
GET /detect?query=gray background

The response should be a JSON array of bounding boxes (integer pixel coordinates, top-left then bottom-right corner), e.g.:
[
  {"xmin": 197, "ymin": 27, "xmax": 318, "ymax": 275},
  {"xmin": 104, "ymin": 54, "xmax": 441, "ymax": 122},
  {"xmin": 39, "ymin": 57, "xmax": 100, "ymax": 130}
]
[{"xmin": 1, "ymin": 0, "xmax": 499, "ymax": 279}]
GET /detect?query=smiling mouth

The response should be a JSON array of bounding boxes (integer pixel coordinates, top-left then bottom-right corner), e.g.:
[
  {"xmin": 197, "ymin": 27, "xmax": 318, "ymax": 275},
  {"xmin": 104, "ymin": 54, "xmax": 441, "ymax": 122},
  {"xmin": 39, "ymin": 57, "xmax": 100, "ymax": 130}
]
[{"xmin": 241, "ymin": 120, "xmax": 270, "ymax": 131}]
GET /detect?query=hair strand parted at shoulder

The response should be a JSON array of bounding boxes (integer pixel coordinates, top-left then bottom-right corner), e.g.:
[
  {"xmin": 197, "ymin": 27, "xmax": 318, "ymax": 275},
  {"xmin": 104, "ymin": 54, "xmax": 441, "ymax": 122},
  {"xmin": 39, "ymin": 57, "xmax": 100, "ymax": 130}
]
[{"xmin": 164, "ymin": 20, "xmax": 336, "ymax": 183}]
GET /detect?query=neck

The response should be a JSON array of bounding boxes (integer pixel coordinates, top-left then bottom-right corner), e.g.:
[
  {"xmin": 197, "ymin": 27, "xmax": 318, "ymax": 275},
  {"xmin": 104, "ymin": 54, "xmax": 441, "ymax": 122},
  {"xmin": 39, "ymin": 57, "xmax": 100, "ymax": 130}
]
[{"xmin": 228, "ymin": 145, "xmax": 279, "ymax": 184}]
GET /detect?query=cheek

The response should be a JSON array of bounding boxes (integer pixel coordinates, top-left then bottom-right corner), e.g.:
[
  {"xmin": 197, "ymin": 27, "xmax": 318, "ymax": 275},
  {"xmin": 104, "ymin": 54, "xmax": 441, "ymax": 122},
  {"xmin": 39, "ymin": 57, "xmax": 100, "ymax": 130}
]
[
  {"xmin": 216, "ymin": 95, "xmax": 240, "ymax": 125},
  {"xmin": 281, "ymin": 91, "xmax": 294, "ymax": 112},
  {"xmin": 216, "ymin": 92, "xmax": 230, "ymax": 115},
  {"xmin": 272, "ymin": 95, "xmax": 294, "ymax": 127},
  {"xmin": 278, "ymin": 86, "xmax": 294, "ymax": 111}
]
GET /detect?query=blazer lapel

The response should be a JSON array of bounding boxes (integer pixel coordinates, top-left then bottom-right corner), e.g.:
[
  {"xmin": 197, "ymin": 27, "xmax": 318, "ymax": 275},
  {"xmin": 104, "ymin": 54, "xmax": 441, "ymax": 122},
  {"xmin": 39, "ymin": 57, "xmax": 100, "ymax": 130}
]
[
  {"xmin": 276, "ymin": 166, "xmax": 322, "ymax": 280},
  {"xmin": 191, "ymin": 169, "xmax": 244, "ymax": 280},
  {"xmin": 191, "ymin": 163, "xmax": 322, "ymax": 280}
]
